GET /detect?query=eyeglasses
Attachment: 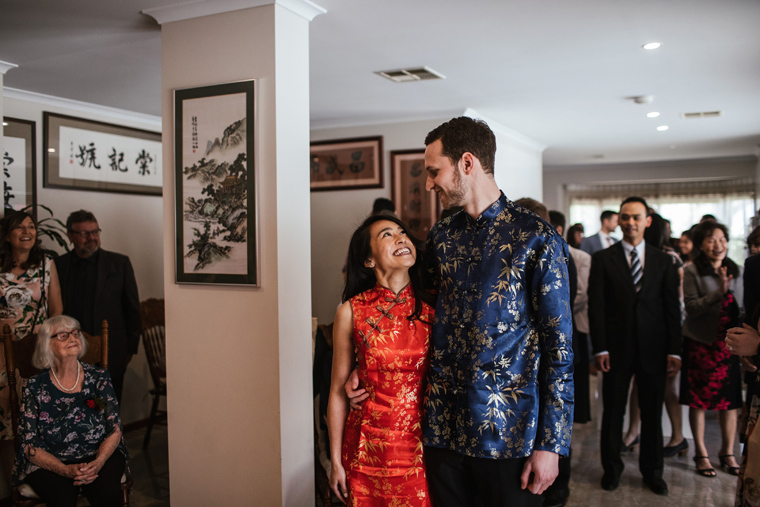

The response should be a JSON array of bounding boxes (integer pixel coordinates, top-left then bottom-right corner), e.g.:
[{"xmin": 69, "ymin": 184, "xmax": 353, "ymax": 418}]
[
  {"xmin": 51, "ymin": 330, "xmax": 81, "ymax": 342},
  {"xmin": 69, "ymin": 228, "xmax": 101, "ymax": 238}
]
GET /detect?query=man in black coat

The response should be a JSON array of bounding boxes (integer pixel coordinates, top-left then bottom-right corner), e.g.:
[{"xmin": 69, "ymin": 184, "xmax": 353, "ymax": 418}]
[
  {"xmin": 588, "ymin": 196, "xmax": 681, "ymax": 496},
  {"xmin": 55, "ymin": 210, "xmax": 141, "ymax": 402}
]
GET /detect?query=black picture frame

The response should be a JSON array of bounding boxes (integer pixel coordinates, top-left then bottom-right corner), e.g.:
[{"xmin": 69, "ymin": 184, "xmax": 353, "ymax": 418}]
[
  {"xmin": 2, "ymin": 117, "xmax": 37, "ymax": 214},
  {"xmin": 310, "ymin": 136, "xmax": 383, "ymax": 191},
  {"xmin": 174, "ymin": 80, "xmax": 258, "ymax": 286},
  {"xmin": 43, "ymin": 112, "xmax": 162, "ymax": 196}
]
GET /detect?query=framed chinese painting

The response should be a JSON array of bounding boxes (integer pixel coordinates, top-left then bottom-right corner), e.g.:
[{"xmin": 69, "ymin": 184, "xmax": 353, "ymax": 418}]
[
  {"xmin": 391, "ymin": 149, "xmax": 441, "ymax": 239},
  {"xmin": 2, "ymin": 117, "xmax": 37, "ymax": 212},
  {"xmin": 310, "ymin": 136, "xmax": 383, "ymax": 191},
  {"xmin": 43, "ymin": 112, "xmax": 162, "ymax": 195},
  {"xmin": 174, "ymin": 80, "xmax": 258, "ymax": 286}
]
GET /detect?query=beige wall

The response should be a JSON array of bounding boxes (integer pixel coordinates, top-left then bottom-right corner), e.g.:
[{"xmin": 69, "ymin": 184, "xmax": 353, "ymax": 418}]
[
  {"xmin": 162, "ymin": 5, "xmax": 314, "ymax": 505},
  {"xmin": 3, "ymin": 92, "xmax": 163, "ymax": 426}
]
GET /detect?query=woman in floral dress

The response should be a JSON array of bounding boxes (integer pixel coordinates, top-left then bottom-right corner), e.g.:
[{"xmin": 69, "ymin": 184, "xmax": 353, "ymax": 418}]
[
  {"xmin": 681, "ymin": 221, "xmax": 743, "ymax": 477},
  {"xmin": 14, "ymin": 315, "xmax": 126, "ymax": 506},
  {"xmin": 328, "ymin": 214, "xmax": 435, "ymax": 506},
  {"xmin": 0, "ymin": 211, "xmax": 63, "ymax": 487}
]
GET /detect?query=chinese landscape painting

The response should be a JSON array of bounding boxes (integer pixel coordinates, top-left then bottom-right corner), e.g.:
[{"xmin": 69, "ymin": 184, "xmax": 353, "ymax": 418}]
[{"xmin": 174, "ymin": 80, "xmax": 257, "ymax": 286}]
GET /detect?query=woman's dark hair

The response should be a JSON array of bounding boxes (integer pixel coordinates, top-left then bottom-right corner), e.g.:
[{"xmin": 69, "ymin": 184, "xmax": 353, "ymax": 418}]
[
  {"xmin": 0, "ymin": 211, "xmax": 46, "ymax": 272},
  {"xmin": 747, "ymin": 226, "xmax": 760, "ymax": 251},
  {"xmin": 692, "ymin": 221, "xmax": 739, "ymax": 278},
  {"xmin": 679, "ymin": 226, "xmax": 697, "ymax": 262},
  {"xmin": 643, "ymin": 213, "xmax": 669, "ymax": 250},
  {"xmin": 566, "ymin": 223, "xmax": 584, "ymax": 249},
  {"xmin": 343, "ymin": 214, "xmax": 434, "ymax": 321}
]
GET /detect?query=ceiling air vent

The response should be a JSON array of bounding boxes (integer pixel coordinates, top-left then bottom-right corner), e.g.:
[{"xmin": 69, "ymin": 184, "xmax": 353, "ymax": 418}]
[
  {"xmin": 375, "ymin": 66, "xmax": 445, "ymax": 83},
  {"xmin": 681, "ymin": 111, "xmax": 722, "ymax": 119}
]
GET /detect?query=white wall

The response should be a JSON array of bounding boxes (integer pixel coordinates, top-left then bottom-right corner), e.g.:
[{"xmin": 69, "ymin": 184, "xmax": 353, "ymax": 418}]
[
  {"xmin": 310, "ymin": 116, "xmax": 545, "ymax": 326},
  {"xmin": 3, "ymin": 91, "xmax": 163, "ymax": 425}
]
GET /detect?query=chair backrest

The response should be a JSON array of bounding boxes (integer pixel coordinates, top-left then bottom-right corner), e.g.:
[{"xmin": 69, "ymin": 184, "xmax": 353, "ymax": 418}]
[
  {"xmin": 140, "ymin": 299, "xmax": 165, "ymax": 386},
  {"xmin": 2, "ymin": 320, "xmax": 109, "ymax": 445}
]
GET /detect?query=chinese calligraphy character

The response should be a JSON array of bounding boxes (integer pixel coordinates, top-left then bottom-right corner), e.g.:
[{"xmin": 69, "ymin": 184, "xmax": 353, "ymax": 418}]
[
  {"xmin": 3, "ymin": 151, "xmax": 15, "ymax": 208},
  {"xmin": 192, "ymin": 116, "xmax": 199, "ymax": 152},
  {"xmin": 135, "ymin": 150, "xmax": 154, "ymax": 176},
  {"xmin": 108, "ymin": 148, "xmax": 128, "ymax": 172},
  {"xmin": 76, "ymin": 143, "xmax": 101, "ymax": 169}
]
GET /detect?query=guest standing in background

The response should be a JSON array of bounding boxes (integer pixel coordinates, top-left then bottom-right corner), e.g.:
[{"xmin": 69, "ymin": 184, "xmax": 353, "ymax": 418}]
[
  {"xmin": 679, "ymin": 227, "xmax": 696, "ymax": 265},
  {"xmin": 581, "ymin": 210, "xmax": 618, "ymax": 256},
  {"xmin": 567, "ymin": 223, "xmax": 585, "ymax": 250}
]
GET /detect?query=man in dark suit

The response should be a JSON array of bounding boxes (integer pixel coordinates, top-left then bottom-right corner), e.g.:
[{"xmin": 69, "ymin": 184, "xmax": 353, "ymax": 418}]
[
  {"xmin": 55, "ymin": 210, "xmax": 141, "ymax": 402},
  {"xmin": 588, "ymin": 197, "xmax": 681, "ymax": 496},
  {"xmin": 581, "ymin": 210, "xmax": 618, "ymax": 256}
]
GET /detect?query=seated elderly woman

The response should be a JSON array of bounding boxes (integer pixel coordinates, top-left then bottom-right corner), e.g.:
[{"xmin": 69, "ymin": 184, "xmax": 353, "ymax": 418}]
[{"xmin": 13, "ymin": 315, "xmax": 127, "ymax": 507}]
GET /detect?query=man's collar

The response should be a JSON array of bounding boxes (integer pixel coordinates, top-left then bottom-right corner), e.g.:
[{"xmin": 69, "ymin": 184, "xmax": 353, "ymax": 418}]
[
  {"xmin": 467, "ymin": 191, "xmax": 507, "ymax": 225},
  {"xmin": 74, "ymin": 248, "xmax": 100, "ymax": 264},
  {"xmin": 621, "ymin": 239, "xmax": 645, "ymax": 256}
]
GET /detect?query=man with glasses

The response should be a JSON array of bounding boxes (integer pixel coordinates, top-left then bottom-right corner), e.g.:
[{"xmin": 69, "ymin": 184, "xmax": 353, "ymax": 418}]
[{"xmin": 54, "ymin": 210, "xmax": 141, "ymax": 402}]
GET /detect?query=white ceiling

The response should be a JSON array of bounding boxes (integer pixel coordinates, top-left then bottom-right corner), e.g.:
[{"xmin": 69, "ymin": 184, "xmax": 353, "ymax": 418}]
[{"xmin": 2, "ymin": 0, "xmax": 759, "ymax": 166}]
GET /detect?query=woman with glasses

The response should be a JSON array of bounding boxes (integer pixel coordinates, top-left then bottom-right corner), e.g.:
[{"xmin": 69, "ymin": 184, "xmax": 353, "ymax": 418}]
[
  {"xmin": 13, "ymin": 315, "xmax": 126, "ymax": 506},
  {"xmin": 0, "ymin": 210, "xmax": 63, "ymax": 490}
]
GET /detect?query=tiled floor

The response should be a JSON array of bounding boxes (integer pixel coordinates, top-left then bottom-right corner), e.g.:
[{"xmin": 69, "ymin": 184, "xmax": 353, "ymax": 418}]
[{"xmin": 122, "ymin": 424, "xmax": 170, "ymax": 507}]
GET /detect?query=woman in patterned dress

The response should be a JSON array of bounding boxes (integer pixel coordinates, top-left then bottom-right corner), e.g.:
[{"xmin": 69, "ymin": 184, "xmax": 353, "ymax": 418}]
[
  {"xmin": 681, "ymin": 221, "xmax": 743, "ymax": 477},
  {"xmin": 328, "ymin": 214, "xmax": 435, "ymax": 506},
  {"xmin": 0, "ymin": 211, "xmax": 63, "ymax": 489}
]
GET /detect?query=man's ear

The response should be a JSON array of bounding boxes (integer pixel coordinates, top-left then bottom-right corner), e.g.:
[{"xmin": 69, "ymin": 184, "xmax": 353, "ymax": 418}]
[
  {"xmin": 460, "ymin": 152, "xmax": 477, "ymax": 175},
  {"xmin": 645, "ymin": 216, "xmax": 653, "ymax": 228}
]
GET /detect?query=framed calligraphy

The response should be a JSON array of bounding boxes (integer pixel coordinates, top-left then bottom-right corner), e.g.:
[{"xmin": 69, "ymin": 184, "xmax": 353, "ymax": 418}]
[
  {"xmin": 2, "ymin": 117, "xmax": 37, "ymax": 213},
  {"xmin": 391, "ymin": 149, "xmax": 441, "ymax": 239},
  {"xmin": 43, "ymin": 112, "xmax": 162, "ymax": 196},
  {"xmin": 310, "ymin": 136, "xmax": 383, "ymax": 191},
  {"xmin": 174, "ymin": 80, "xmax": 258, "ymax": 286}
]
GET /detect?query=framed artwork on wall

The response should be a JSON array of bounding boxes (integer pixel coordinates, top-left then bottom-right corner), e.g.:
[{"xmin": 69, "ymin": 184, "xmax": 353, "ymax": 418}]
[
  {"xmin": 43, "ymin": 112, "xmax": 162, "ymax": 195},
  {"xmin": 391, "ymin": 149, "xmax": 441, "ymax": 239},
  {"xmin": 174, "ymin": 79, "xmax": 258, "ymax": 286},
  {"xmin": 2, "ymin": 117, "xmax": 37, "ymax": 213},
  {"xmin": 310, "ymin": 136, "xmax": 383, "ymax": 191}
]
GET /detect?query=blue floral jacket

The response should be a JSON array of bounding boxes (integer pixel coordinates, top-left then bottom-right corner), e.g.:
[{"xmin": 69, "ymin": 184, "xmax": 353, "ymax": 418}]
[
  {"xmin": 422, "ymin": 193, "xmax": 574, "ymax": 458},
  {"xmin": 13, "ymin": 363, "xmax": 127, "ymax": 484}
]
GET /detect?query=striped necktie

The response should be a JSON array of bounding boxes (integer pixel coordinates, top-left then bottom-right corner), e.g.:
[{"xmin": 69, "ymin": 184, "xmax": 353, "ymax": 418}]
[{"xmin": 630, "ymin": 248, "xmax": 642, "ymax": 292}]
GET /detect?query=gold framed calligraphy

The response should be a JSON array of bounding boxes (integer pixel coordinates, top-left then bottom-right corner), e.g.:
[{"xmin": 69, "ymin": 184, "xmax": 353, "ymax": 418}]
[
  {"xmin": 2, "ymin": 117, "xmax": 37, "ymax": 212},
  {"xmin": 391, "ymin": 149, "xmax": 441, "ymax": 239},
  {"xmin": 310, "ymin": 136, "xmax": 383, "ymax": 191},
  {"xmin": 43, "ymin": 112, "xmax": 162, "ymax": 196}
]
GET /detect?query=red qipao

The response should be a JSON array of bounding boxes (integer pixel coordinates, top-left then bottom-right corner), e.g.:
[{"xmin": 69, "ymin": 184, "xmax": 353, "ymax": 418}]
[{"xmin": 342, "ymin": 284, "xmax": 433, "ymax": 506}]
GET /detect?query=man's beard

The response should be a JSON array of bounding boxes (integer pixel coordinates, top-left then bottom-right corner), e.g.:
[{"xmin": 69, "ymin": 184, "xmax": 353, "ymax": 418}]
[{"xmin": 440, "ymin": 165, "xmax": 467, "ymax": 209}]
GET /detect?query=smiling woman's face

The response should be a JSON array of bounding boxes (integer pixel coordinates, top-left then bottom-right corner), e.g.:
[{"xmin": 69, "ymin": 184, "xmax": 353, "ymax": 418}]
[
  {"xmin": 7, "ymin": 216, "xmax": 36, "ymax": 253},
  {"xmin": 700, "ymin": 227, "xmax": 728, "ymax": 265},
  {"xmin": 50, "ymin": 328, "xmax": 82, "ymax": 361},
  {"xmin": 366, "ymin": 219, "xmax": 416, "ymax": 273}
]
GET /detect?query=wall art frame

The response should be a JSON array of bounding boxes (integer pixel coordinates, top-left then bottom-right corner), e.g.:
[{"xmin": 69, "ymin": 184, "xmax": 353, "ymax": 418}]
[
  {"xmin": 174, "ymin": 80, "xmax": 258, "ymax": 286},
  {"xmin": 43, "ymin": 112, "xmax": 162, "ymax": 196},
  {"xmin": 310, "ymin": 136, "xmax": 383, "ymax": 191},
  {"xmin": 391, "ymin": 149, "xmax": 441, "ymax": 239},
  {"xmin": 2, "ymin": 117, "xmax": 37, "ymax": 214}
]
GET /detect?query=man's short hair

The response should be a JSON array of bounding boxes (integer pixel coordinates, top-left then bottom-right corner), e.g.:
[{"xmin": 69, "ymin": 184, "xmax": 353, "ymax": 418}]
[
  {"xmin": 66, "ymin": 210, "xmax": 98, "ymax": 231},
  {"xmin": 515, "ymin": 198, "xmax": 549, "ymax": 221},
  {"xmin": 425, "ymin": 117, "xmax": 496, "ymax": 175},
  {"xmin": 549, "ymin": 210, "xmax": 566, "ymax": 231},
  {"xmin": 371, "ymin": 198, "xmax": 395, "ymax": 215},
  {"xmin": 599, "ymin": 210, "xmax": 618, "ymax": 223},
  {"xmin": 700, "ymin": 214, "xmax": 717, "ymax": 223},
  {"xmin": 620, "ymin": 196, "xmax": 650, "ymax": 213}
]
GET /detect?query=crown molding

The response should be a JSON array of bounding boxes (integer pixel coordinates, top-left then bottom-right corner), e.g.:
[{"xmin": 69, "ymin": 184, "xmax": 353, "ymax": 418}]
[
  {"xmin": 3, "ymin": 87, "xmax": 162, "ymax": 130},
  {"xmin": 143, "ymin": 0, "xmax": 326, "ymax": 24},
  {"xmin": 0, "ymin": 61, "xmax": 19, "ymax": 75}
]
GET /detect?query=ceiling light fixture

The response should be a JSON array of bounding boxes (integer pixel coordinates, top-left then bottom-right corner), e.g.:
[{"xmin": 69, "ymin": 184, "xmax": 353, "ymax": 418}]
[
  {"xmin": 643, "ymin": 42, "xmax": 662, "ymax": 50},
  {"xmin": 647, "ymin": 112, "xmax": 660, "ymax": 118},
  {"xmin": 1, "ymin": 122, "xmax": 7, "ymax": 126},
  {"xmin": 657, "ymin": 125, "xmax": 669, "ymax": 131}
]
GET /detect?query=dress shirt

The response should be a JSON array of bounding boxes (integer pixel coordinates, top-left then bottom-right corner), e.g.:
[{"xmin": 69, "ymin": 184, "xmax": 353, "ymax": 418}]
[
  {"xmin": 422, "ymin": 192, "xmax": 574, "ymax": 459},
  {"xmin": 599, "ymin": 231, "xmax": 616, "ymax": 249}
]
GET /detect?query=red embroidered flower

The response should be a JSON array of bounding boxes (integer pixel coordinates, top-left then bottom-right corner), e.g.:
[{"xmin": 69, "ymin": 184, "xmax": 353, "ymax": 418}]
[
  {"xmin": 86, "ymin": 397, "xmax": 106, "ymax": 412},
  {"xmin": 86, "ymin": 399, "xmax": 96, "ymax": 409}
]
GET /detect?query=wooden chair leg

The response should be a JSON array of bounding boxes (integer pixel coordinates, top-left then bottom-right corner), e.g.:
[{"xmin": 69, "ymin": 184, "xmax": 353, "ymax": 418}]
[{"xmin": 142, "ymin": 393, "xmax": 161, "ymax": 450}]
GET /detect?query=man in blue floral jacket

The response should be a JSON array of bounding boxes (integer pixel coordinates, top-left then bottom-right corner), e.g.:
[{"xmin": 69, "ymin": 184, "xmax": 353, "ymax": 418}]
[{"xmin": 421, "ymin": 117, "xmax": 574, "ymax": 507}]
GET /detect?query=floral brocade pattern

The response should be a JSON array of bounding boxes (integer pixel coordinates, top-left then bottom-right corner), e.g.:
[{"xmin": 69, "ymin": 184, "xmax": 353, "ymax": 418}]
[
  {"xmin": 422, "ymin": 193, "xmax": 574, "ymax": 459},
  {"xmin": 13, "ymin": 363, "xmax": 128, "ymax": 485},
  {"xmin": 342, "ymin": 284, "xmax": 433, "ymax": 507},
  {"xmin": 0, "ymin": 257, "xmax": 52, "ymax": 340}
]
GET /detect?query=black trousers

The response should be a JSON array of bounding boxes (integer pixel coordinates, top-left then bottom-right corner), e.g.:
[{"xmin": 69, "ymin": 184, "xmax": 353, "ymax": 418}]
[
  {"xmin": 25, "ymin": 451, "xmax": 125, "ymax": 507},
  {"xmin": 424, "ymin": 446, "xmax": 543, "ymax": 507},
  {"xmin": 600, "ymin": 357, "xmax": 666, "ymax": 481}
]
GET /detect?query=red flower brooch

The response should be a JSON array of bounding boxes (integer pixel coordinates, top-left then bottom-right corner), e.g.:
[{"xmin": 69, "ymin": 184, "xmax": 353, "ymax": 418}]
[{"xmin": 86, "ymin": 397, "xmax": 106, "ymax": 412}]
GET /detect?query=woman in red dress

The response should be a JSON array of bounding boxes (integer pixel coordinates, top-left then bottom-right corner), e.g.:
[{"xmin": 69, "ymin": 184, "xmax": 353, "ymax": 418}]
[{"xmin": 327, "ymin": 214, "xmax": 435, "ymax": 506}]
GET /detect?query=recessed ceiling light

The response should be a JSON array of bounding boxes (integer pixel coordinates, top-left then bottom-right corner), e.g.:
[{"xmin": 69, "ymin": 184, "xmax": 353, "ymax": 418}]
[
  {"xmin": 47, "ymin": 148, "xmax": 56, "ymax": 153},
  {"xmin": 657, "ymin": 125, "xmax": 669, "ymax": 131},
  {"xmin": 1, "ymin": 122, "xmax": 7, "ymax": 126},
  {"xmin": 643, "ymin": 42, "xmax": 661, "ymax": 50},
  {"xmin": 647, "ymin": 112, "xmax": 660, "ymax": 118}
]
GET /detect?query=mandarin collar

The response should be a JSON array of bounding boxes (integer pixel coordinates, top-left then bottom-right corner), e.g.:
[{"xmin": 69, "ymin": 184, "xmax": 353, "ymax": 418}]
[
  {"xmin": 465, "ymin": 191, "xmax": 507, "ymax": 227},
  {"xmin": 374, "ymin": 282, "xmax": 413, "ymax": 300}
]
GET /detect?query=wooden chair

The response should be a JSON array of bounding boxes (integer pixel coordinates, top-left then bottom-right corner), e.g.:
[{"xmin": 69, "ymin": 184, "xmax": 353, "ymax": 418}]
[
  {"xmin": 140, "ymin": 298, "xmax": 166, "ymax": 450},
  {"xmin": 3, "ymin": 320, "xmax": 132, "ymax": 507}
]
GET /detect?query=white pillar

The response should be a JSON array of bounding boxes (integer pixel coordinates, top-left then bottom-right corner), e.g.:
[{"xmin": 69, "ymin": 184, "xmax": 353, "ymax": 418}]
[
  {"xmin": 150, "ymin": 1, "xmax": 323, "ymax": 504},
  {"xmin": 1, "ymin": 61, "xmax": 20, "ymax": 220}
]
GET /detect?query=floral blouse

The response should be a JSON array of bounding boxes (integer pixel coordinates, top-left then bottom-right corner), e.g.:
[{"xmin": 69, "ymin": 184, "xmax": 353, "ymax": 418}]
[
  {"xmin": 0, "ymin": 257, "xmax": 52, "ymax": 341},
  {"xmin": 13, "ymin": 363, "xmax": 128, "ymax": 484}
]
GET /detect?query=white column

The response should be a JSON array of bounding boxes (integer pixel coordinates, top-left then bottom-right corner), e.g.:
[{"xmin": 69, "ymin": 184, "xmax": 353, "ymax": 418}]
[
  {"xmin": 150, "ymin": 1, "xmax": 323, "ymax": 504},
  {"xmin": 0, "ymin": 61, "xmax": 19, "ymax": 220}
]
